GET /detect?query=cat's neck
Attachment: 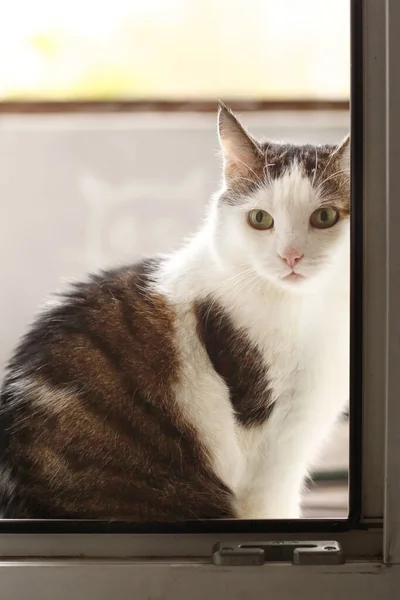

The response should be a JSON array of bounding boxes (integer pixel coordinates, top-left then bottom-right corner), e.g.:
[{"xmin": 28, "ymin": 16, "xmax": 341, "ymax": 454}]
[{"xmin": 157, "ymin": 226, "xmax": 300, "ymax": 310}]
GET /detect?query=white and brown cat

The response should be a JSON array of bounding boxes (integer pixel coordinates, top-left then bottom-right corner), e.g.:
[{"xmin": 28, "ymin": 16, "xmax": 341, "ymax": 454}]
[{"xmin": 0, "ymin": 103, "xmax": 350, "ymax": 520}]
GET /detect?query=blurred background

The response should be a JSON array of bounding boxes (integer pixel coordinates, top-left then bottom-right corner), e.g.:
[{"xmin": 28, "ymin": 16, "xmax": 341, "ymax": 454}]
[{"xmin": 0, "ymin": 0, "xmax": 350, "ymax": 518}]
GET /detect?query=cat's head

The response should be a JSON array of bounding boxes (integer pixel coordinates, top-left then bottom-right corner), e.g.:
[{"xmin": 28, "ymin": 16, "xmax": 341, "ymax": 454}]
[{"xmin": 212, "ymin": 103, "xmax": 350, "ymax": 292}]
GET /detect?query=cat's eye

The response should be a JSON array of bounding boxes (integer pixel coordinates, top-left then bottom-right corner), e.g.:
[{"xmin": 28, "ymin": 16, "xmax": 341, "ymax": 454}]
[
  {"xmin": 248, "ymin": 209, "xmax": 274, "ymax": 230},
  {"xmin": 310, "ymin": 207, "xmax": 339, "ymax": 229}
]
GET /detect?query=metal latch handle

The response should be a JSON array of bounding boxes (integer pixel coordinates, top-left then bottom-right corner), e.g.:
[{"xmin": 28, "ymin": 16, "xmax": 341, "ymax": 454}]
[{"xmin": 212, "ymin": 540, "xmax": 344, "ymax": 566}]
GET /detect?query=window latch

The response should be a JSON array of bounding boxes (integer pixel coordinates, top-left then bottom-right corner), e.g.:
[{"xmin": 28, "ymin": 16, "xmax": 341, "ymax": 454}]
[{"xmin": 212, "ymin": 540, "xmax": 344, "ymax": 566}]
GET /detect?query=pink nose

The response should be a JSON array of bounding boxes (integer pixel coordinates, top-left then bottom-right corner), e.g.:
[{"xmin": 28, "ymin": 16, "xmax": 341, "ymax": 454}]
[{"xmin": 279, "ymin": 249, "xmax": 304, "ymax": 269}]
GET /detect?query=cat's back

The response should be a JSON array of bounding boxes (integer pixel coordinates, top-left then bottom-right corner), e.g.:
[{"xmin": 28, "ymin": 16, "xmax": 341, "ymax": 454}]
[
  {"xmin": 4, "ymin": 259, "xmax": 178, "ymax": 394},
  {"xmin": 0, "ymin": 260, "xmax": 234, "ymax": 520}
]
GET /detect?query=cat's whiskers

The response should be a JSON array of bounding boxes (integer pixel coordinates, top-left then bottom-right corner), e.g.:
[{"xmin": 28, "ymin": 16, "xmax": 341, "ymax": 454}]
[
  {"xmin": 264, "ymin": 143, "xmax": 274, "ymax": 184},
  {"xmin": 220, "ymin": 270, "xmax": 259, "ymax": 305},
  {"xmin": 248, "ymin": 276, "xmax": 266, "ymax": 305},
  {"xmin": 203, "ymin": 269, "xmax": 259, "ymax": 331},
  {"xmin": 215, "ymin": 271, "xmax": 260, "ymax": 333},
  {"xmin": 205, "ymin": 269, "xmax": 256, "ymax": 315},
  {"xmin": 201, "ymin": 273, "xmax": 251, "ymax": 327},
  {"xmin": 315, "ymin": 147, "xmax": 338, "ymax": 187},
  {"xmin": 316, "ymin": 168, "xmax": 348, "ymax": 192},
  {"xmin": 312, "ymin": 148, "xmax": 318, "ymax": 187},
  {"xmin": 233, "ymin": 176, "xmax": 265, "ymax": 188},
  {"xmin": 207, "ymin": 265, "xmax": 255, "ymax": 296},
  {"xmin": 230, "ymin": 154, "xmax": 264, "ymax": 185}
]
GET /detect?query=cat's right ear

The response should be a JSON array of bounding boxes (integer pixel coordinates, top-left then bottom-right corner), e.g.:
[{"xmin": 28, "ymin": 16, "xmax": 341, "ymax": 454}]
[
  {"xmin": 337, "ymin": 134, "xmax": 350, "ymax": 178},
  {"xmin": 218, "ymin": 102, "xmax": 263, "ymax": 182}
]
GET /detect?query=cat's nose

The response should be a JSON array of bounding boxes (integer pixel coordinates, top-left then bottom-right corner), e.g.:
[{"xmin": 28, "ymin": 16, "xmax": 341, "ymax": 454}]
[{"xmin": 279, "ymin": 249, "xmax": 304, "ymax": 269}]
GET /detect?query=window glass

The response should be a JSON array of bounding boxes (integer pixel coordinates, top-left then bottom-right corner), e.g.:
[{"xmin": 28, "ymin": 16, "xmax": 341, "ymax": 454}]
[
  {"xmin": 0, "ymin": 0, "xmax": 349, "ymax": 100},
  {"xmin": 0, "ymin": 0, "xmax": 351, "ymax": 526}
]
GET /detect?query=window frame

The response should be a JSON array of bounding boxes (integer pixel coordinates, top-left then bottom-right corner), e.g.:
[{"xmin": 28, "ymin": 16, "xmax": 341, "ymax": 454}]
[
  {"xmin": 1, "ymin": 4, "xmax": 399, "ymax": 594},
  {"xmin": 0, "ymin": 100, "xmax": 349, "ymax": 114},
  {"xmin": 383, "ymin": 0, "xmax": 400, "ymax": 567}
]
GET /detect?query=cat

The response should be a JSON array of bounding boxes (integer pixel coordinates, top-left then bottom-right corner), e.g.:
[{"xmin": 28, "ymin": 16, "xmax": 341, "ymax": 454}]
[{"xmin": 0, "ymin": 103, "xmax": 350, "ymax": 520}]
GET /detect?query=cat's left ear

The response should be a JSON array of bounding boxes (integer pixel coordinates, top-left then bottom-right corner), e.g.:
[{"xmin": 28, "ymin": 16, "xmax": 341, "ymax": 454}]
[{"xmin": 335, "ymin": 134, "xmax": 350, "ymax": 176}]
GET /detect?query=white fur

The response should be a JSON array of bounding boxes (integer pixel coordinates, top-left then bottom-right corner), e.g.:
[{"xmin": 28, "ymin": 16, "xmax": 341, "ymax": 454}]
[{"xmin": 155, "ymin": 162, "xmax": 349, "ymax": 519}]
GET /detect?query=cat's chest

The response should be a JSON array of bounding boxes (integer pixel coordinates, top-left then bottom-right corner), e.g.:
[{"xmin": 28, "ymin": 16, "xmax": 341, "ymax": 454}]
[
  {"xmin": 257, "ymin": 321, "xmax": 307, "ymax": 401},
  {"xmin": 229, "ymin": 292, "xmax": 337, "ymax": 400}
]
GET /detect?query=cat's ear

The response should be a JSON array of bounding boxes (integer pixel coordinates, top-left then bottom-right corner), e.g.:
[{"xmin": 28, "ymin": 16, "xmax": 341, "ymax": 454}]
[
  {"xmin": 335, "ymin": 134, "xmax": 350, "ymax": 176},
  {"xmin": 218, "ymin": 102, "xmax": 263, "ymax": 181}
]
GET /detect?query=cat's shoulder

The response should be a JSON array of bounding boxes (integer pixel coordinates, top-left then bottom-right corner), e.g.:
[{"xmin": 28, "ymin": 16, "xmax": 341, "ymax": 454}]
[{"xmin": 3, "ymin": 258, "xmax": 176, "ymax": 377}]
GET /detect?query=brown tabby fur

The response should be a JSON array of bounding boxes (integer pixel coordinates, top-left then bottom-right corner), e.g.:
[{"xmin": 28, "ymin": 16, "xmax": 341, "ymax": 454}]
[{"xmin": 0, "ymin": 260, "xmax": 234, "ymax": 519}]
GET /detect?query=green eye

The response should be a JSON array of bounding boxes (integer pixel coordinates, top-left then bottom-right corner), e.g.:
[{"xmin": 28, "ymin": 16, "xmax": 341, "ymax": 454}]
[
  {"xmin": 248, "ymin": 209, "xmax": 274, "ymax": 230},
  {"xmin": 310, "ymin": 207, "xmax": 339, "ymax": 229}
]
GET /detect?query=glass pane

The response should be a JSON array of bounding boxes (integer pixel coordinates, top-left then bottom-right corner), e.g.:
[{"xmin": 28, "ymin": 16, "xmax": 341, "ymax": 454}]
[
  {"xmin": 0, "ymin": 0, "xmax": 349, "ymax": 100},
  {"xmin": 0, "ymin": 0, "xmax": 353, "ymax": 528}
]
